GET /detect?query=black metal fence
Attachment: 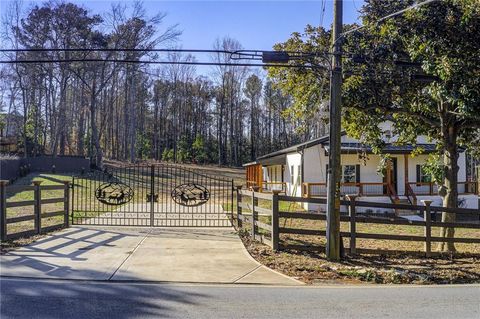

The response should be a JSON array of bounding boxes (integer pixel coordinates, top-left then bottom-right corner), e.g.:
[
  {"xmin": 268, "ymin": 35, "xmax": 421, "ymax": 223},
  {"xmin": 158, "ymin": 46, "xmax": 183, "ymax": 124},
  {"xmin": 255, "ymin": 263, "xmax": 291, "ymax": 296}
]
[{"xmin": 72, "ymin": 163, "xmax": 234, "ymax": 227}]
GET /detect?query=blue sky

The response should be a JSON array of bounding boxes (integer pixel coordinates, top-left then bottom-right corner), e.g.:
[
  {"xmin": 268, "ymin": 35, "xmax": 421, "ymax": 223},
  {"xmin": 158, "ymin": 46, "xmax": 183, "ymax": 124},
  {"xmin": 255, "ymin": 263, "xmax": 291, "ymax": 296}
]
[
  {"xmin": 1, "ymin": 0, "xmax": 364, "ymax": 74},
  {"xmin": 2, "ymin": 0, "xmax": 364, "ymax": 49}
]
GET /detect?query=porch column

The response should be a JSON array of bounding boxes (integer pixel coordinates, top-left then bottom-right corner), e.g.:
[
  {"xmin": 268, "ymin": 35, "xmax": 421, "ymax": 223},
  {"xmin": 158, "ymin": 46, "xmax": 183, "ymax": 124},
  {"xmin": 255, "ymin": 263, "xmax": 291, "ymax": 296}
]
[
  {"xmin": 404, "ymin": 154, "xmax": 409, "ymax": 195},
  {"xmin": 257, "ymin": 164, "xmax": 263, "ymax": 191},
  {"xmin": 386, "ymin": 160, "xmax": 392, "ymax": 195}
]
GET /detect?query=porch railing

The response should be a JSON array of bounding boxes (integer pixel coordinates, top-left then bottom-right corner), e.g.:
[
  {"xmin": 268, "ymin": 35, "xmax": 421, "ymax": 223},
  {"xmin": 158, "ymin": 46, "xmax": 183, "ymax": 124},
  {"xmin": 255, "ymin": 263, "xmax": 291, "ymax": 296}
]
[
  {"xmin": 386, "ymin": 183, "xmax": 400, "ymax": 204},
  {"xmin": 405, "ymin": 183, "xmax": 418, "ymax": 205},
  {"xmin": 246, "ymin": 180, "xmax": 258, "ymax": 189},
  {"xmin": 261, "ymin": 182, "xmax": 287, "ymax": 193},
  {"xmin": 302, "ymin": 181, "xmax": 479, "ymax": 198},
  {"xmin": 407, "ymin": 181, "xmax": 478, "ymax": 196},
  {"xmin": 302, "ymin": 182, "xmax": 391, "ymax": 198}
]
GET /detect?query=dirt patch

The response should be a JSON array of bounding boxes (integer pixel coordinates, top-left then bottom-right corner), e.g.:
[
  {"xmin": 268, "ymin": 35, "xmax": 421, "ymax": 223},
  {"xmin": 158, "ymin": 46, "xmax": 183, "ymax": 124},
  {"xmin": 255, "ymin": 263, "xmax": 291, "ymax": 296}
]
[
  {"xmin": 239, "ymin": 231, "xmax": 480, "ymax": 285},
  {"xmin": 0, "ymin": 233, "xmax": 49, "ymax": 254}
]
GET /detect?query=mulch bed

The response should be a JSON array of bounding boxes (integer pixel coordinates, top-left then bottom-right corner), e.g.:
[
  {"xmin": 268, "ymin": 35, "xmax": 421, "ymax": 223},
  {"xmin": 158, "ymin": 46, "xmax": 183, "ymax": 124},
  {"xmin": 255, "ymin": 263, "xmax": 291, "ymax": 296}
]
[{"xmin": 239, "ymin": 231, "xmax": 480, "ymax": 285}]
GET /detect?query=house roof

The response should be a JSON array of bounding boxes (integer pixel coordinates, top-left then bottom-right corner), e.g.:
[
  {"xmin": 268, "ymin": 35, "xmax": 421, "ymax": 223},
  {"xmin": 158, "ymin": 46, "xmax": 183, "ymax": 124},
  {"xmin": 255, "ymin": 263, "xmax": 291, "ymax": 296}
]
[
  {"xmin": 324, "ymin": 142, "xmax": 466, "ymax": 154},
  {"xmin": 243, "ymin": 134, "xmax": 334, "ymax": 166},
  {"xmin": 324, "ymin": 143, "xmax": 441, "ymax": 154},
  {"xmin": 244, "ymin": 133, "xmax": 464, "ymax": 167}
]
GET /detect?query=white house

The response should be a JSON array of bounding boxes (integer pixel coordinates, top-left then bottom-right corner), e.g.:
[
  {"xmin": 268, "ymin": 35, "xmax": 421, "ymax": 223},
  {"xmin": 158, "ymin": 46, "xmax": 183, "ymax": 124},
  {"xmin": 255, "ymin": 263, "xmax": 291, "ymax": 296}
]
[{"xmin": 244, "ymin": 122, "xmax": 479, "ymax": 212}]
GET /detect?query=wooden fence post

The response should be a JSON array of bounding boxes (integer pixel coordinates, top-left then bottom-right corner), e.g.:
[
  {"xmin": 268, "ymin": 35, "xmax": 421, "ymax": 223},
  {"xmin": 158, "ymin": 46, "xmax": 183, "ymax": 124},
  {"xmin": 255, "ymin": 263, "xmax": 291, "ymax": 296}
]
[
  {"xmin": 251, "ymin": 186, "xmax": 260, "ymax": 240},
  {"xmin": 347, "ymin": 194, "xmax": 357, "ymax": 255},
  {"xmin": 63, "ymin": 181, "xmax": 70, "ymax": 228},
  {"xmin": 33, "ymin": 181, "xmax": 42, "ymax": 235},
  {"xmin": 236, "ymin": 185, "xmax": 243, "ymax": 229},
  {"xmin": 0, "ymin": 180, "xmax": 8, "ymax": 241},
  {"xmin": 422, "ymin": 200, "xmax": 432, "ymax": 257},
  {"xmin": 271, "ymin": 190, "xmax": 280, "ymax": 251}
]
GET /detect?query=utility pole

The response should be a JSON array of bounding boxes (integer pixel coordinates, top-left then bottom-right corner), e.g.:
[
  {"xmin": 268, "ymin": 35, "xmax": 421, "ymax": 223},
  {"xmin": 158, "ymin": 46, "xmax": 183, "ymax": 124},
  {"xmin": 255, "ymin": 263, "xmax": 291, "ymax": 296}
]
[{"xmin": 326, "ymin": 0, "xmax": 343, "ymax": 261}]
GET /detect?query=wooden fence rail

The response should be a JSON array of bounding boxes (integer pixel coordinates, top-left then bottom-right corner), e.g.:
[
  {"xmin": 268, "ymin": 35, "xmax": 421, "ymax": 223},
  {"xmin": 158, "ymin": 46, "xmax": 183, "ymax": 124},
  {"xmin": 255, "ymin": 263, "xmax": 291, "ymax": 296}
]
[
  {"xmin": 236, "ymin": 188, "xmax": 480, "ymax": 257},
  {"xmin": 0, "ymin": 180, "xmax": 70, "ymax": 241}
]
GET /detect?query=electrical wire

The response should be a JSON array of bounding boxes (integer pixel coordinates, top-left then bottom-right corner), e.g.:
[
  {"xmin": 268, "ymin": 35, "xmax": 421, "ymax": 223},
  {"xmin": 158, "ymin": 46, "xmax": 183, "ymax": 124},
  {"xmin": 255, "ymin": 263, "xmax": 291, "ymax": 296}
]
[
  {"xmin": 0, "ymin": 48, "xmax": 331, "ymax": 56},
  {"xmin": 0, "ymin": 48, "xmax": 231, "ymax": 53},
  {"xmin": 319, "ymin": 0, "xmax": 326, "ymax": 28},
  {"xmin": 0, "ymin": 58, "xmax": 328, "ymax": 69}
]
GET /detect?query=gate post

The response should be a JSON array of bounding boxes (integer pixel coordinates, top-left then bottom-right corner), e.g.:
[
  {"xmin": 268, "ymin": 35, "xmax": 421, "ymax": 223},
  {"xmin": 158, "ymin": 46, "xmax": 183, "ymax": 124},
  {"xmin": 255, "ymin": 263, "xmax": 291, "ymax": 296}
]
[
  {"xmin": 230, "ymin": 180, "xmax": 234, "ymax": 223},
  {"xmin": 236, "ymin": 185, "xmax": 243, "ymax": 229},
  {"xmin": 71, "ymin": 177, "xmax": 75, "ymax": 225},
  {"xmin": 63, "ymin": 181, "xmax": 70, "ymax": 228},
  {"xmin": 271, "ymin": 190, "xmax": 280, "ymax": 251},
  {"xmin": 150, "ymin": 164, "xmax": 155, "ymax": 226},
  {"xmin": 33, "ymin": 181, "xmax": 42, "ymax": 235},
  {"xmin": 0, "ymin": 180, "xmax": 8, "ymax": 241},
  {"xmin": 422, "ymin": 200, "xmax": 432, "ymax": 257},
  {"xmin": 251, "ymin": 186, "xmax": 260, "ymax": 240},
  {"xmin": 346, "ymin": 194, "xmax": 357, "ymax": 255}
]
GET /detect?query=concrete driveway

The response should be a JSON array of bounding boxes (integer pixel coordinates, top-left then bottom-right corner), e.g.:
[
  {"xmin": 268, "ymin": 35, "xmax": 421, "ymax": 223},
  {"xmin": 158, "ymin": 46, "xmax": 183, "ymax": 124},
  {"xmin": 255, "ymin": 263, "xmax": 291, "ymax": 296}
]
[{"xmin": 0, "ymin": 226, "xmax": 300, "ymax": 285}]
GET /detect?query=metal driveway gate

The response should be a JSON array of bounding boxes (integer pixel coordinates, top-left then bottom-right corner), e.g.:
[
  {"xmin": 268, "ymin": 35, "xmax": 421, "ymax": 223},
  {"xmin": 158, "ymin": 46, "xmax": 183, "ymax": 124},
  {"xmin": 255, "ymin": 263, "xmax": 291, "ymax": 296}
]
[{"xmin": 72, "ymin": 163, "xmax": 234, "ymax": 227}]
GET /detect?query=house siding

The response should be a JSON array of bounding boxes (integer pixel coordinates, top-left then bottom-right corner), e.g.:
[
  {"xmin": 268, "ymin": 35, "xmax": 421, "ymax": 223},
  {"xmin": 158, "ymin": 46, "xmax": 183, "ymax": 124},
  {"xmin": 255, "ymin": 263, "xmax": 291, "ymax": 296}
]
[
  {"xmin": 250, "ymin": 120, "xmax": 474, "ymax": 209},
  {"xmin": 285, "ymin": 153, "xmax": 302, "ymax": 197},
  {"xmin": 303, "ymin": 145, "xmax": 328, "ymax": 185}
]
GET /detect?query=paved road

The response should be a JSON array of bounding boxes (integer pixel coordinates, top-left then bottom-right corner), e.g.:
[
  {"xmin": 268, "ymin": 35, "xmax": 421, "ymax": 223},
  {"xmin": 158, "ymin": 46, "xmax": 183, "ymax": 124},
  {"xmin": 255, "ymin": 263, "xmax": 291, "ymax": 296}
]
[{"xmin": 1, "ymin": 278, "xmax": 479, "ymax": 319}]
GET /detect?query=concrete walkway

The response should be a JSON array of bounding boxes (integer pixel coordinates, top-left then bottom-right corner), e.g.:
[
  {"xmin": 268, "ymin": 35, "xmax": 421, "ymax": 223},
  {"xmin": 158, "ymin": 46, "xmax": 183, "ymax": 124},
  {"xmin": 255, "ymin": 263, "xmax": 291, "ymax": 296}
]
[{"xmin": 0, "ymin": 226, "xmax": 301, "ymax": 285}]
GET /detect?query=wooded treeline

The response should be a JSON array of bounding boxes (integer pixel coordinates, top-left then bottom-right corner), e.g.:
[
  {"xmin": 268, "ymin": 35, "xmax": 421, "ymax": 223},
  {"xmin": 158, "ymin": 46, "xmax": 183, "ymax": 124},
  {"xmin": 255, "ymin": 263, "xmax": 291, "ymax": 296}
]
[{"xmin": 0, "ymin": 1, "xmax": 323, "ymax": 167}]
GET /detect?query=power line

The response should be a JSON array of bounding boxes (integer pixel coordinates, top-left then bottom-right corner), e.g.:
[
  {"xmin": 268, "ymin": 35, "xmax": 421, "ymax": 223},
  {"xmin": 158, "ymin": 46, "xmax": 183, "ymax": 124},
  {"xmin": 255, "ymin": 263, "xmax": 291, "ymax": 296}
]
[
  {"xmin": 0, "ymin": 58, "xmax": 328, "ymax": 69},
  {"xmin": 0, "ymin": 48, "xmax": 230, "ymax": 53},
  {"xmin": 319, "ymin": 0, "xmax": 326, "ymax": 27},
  {"xmin": 0, "ymin": 48, "xmax": 331, "ymax": 56}
]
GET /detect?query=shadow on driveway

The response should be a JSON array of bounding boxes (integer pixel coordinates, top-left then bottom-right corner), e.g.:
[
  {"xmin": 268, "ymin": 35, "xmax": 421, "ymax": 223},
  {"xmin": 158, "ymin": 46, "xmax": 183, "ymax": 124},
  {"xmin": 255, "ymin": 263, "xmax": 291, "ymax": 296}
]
[
  {"xmin": 1, "ymin": 276, "xmax": 209, "ymax": 319},
  {"xmin": 1, "ymin": 226, "xmax": 301, "ymax": 285}
]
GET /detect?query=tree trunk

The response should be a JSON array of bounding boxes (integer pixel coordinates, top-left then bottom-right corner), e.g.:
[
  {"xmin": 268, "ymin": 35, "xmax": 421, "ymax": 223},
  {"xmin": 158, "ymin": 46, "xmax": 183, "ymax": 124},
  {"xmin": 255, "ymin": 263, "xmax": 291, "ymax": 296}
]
[
  {"xmin": 77, "ymin": 84, "xmax": 86, "ymax": 156},
  {"xmin": 89, "ymin": 79, "xmax": 103, "ymax": 169},
  {"xmin": 438, "ymin": 125, "xmax": 459, "ymax": 252}
]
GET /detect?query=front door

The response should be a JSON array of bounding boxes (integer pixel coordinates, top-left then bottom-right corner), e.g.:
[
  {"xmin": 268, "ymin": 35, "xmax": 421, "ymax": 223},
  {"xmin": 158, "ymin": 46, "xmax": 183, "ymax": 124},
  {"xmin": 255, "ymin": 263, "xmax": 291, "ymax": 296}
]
[{"xmin": 383, "ymin": 158, "xmax": 398, "ymax": 193}]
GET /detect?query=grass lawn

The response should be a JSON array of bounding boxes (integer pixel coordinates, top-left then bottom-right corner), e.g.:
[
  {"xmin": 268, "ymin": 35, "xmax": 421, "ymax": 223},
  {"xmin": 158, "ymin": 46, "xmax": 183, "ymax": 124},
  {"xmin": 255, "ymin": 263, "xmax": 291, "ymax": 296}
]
[{"xmin": 278, "ymin": 216, "xmax": 480, "ymax": 254}]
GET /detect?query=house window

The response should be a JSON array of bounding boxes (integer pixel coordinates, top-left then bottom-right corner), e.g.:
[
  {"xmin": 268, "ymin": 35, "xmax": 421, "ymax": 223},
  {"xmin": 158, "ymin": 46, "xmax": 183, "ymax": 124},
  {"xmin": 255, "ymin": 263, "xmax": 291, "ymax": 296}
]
[
  {"xmin": 342, "ymin": 165, "xmax": 357, "ymax": 183},
  {"xmin": 417, "ymin": 165, "xmax": 432, "ymax": 183}
]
